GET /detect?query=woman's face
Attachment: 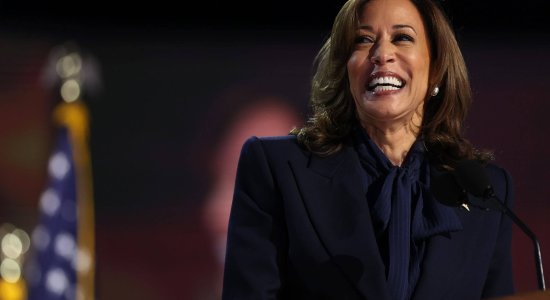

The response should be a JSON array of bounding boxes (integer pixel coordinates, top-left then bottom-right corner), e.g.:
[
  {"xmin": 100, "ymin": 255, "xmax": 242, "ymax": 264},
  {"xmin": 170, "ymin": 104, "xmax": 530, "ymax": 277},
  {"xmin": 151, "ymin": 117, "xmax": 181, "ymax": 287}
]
[{"xmin": 347, "ymin": 0, "xmax": 431, "ymax": 129}]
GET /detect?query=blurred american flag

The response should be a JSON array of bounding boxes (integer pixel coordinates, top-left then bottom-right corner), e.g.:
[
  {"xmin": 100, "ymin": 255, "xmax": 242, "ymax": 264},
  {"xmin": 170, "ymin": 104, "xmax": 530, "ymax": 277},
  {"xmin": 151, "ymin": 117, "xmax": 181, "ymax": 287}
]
[
  {"xmin": 28, "ymin": 125, "xmax": 79, "ymax": 299},
  {"xmin": 26, "ymin": 99, "xmax": 96, "ymax": 300}
]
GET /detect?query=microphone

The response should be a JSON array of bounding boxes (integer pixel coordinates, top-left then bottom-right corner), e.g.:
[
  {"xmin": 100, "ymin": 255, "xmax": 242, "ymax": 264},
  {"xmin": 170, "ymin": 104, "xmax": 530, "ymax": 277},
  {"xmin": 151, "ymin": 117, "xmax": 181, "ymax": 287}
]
[
  {"xmin": 454, "ymin": 159, "xmax": 494, "ymax": 198},
  {"xmin": 430, "ymin": 171, "xmax": 466, "ymax": 207},
  {"xmin": 429, "ymin": 167, "xmax": 500, "ymax": 211},
  {"xmin": 432, "ymin": 160, "xmax": 546, "ymax": 291}
]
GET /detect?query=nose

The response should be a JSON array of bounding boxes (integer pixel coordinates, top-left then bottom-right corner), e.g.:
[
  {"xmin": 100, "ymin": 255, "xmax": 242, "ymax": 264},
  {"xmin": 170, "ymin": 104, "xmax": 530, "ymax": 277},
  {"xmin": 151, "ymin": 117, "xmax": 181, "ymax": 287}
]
[{"xmin": 369, "ymin": 41, "xmax": 395, "ymax": 65}]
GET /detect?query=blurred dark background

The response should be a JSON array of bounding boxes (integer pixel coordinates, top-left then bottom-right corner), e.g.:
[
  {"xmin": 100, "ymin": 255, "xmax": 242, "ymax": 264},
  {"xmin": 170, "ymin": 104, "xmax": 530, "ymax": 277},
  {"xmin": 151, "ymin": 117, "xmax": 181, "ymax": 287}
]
[
  {"xmin": 0, "ymin": 0, "xmax": 549, "ymax": 299},
  {"xmin": 0, "ymin": 0, "xmax": 547, "ymax": 33}
]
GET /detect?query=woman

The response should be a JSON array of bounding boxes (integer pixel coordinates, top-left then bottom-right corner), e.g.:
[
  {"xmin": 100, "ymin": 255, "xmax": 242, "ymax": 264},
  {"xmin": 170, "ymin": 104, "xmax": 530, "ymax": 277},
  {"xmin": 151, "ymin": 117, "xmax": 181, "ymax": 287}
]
[{"xmin": 222, "ymin": 0, "xmax": 515, "ymax": 299}]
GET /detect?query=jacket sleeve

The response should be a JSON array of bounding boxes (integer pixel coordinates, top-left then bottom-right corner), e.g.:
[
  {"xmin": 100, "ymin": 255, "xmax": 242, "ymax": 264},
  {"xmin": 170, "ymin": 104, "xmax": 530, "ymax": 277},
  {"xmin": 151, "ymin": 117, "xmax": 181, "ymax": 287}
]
[
  {"xmin": 482, "ymin": 167, "xmax": 516, "ymax": 298},
  {"xmin": 222, "ymin": 137, "xmax": 287, "ymax": 300}
]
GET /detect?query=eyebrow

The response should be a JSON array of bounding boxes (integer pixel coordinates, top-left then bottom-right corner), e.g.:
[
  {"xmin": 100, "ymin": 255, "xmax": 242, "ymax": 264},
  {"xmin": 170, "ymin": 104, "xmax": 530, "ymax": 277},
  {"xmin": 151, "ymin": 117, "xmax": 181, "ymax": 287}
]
[{"xmin": 358, "ymin": 24, "xmax": 417, "ymax": 34}]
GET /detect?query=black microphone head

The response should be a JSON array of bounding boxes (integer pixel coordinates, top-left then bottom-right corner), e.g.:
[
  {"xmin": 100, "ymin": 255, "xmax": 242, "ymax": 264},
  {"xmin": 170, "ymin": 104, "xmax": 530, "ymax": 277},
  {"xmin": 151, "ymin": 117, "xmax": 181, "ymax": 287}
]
[
  {"xmin": 430, "ymin": 171, "xmax": 466, "ymax": 207},
  {"xmin": 454, "ymin": 159, "xmax": 493, "ymax": 198}
]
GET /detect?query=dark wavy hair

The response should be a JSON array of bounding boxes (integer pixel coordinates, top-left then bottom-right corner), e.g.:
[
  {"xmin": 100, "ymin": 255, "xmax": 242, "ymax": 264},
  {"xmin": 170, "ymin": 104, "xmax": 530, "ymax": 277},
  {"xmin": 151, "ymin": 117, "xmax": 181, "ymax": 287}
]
[{"xmin": 291, "ymin": 0, "xmax": 492, "ymax": 168}]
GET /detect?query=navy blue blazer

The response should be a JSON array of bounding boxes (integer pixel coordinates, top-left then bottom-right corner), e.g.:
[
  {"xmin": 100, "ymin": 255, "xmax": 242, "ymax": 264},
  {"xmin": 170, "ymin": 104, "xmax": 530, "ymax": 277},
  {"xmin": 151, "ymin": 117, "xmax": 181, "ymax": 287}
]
[{"xmin": 222, "ymin": 135, "xmax": 514, "ymax": 300}]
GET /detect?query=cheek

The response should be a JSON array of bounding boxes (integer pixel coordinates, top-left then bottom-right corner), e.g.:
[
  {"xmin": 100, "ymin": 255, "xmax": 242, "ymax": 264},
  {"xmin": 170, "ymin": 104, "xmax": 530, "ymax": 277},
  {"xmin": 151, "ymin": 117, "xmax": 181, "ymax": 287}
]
[
  {"xmin": 404, "ymin": 55, "xmax": 430, "ymax": 96},
  {"xmin": 418, "ymin": 58, "xmax": 431, "ymax": 80},
  {"xmin": 347, "ymin": 55, "xmax": 358, "ymax": 82},
  {"xmin": 411, "ymin": 51, "xmax": 431, "ymax": 81},
  {"xmin": 347, "ymin": 53, "xmax": 368, "ymax": 91}
]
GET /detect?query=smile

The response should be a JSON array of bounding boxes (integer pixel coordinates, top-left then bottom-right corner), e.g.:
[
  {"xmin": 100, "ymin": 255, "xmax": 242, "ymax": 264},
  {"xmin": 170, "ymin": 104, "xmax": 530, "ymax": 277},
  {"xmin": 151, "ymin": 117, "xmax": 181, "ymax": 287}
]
[{"xmin": 367, "ymin": 74, "xmax": 405, "ymax": 93}]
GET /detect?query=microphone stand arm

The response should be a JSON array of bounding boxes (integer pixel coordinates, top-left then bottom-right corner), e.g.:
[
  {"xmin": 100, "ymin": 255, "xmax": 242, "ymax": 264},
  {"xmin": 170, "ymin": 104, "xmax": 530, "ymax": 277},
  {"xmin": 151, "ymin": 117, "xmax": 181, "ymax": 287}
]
[{"xmin": 488, "ymin": 195, "xmax": 546, "ymax": 291}]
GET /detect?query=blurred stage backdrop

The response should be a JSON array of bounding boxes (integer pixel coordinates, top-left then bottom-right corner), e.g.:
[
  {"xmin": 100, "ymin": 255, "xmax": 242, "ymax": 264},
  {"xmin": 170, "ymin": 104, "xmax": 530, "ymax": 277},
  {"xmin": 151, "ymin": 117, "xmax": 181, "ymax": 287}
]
[{"xmin": 0, "ymin": 0, "xmax": 548, "ymax": 299}]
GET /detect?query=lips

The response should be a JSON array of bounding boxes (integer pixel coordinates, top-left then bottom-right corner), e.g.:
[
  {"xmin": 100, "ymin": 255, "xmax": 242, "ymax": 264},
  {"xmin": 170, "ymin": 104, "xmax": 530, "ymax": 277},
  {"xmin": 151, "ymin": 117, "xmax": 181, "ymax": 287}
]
[{"xmin": 367, "ymin": 72, "xmax": 405, "ymax": 92}]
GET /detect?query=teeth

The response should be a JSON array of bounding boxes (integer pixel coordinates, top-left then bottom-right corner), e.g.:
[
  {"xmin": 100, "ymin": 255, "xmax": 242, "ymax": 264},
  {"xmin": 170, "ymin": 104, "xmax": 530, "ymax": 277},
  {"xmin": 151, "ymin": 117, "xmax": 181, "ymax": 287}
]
[
  {"xmin": 373, "ymin": 85, "xmax": 400, "ymax": 92},
  {"xmin": 369, "ymin": 76, "xmax": 403, "ymax": 88}
]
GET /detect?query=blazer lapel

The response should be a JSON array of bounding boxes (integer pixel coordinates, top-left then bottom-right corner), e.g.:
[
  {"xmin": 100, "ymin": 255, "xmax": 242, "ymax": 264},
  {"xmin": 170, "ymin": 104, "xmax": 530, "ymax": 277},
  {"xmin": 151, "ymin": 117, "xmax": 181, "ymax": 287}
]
[
  {"xmin": 289, "ymin": 145, "xmax": 391, "ymax": 300},
  {"xmin": 410, "ymin": 166, "xmax": 465, "ymax": 299},
  {"xmin": 412, "ymin": 208, "xmax": 470, "ymax": 299}
]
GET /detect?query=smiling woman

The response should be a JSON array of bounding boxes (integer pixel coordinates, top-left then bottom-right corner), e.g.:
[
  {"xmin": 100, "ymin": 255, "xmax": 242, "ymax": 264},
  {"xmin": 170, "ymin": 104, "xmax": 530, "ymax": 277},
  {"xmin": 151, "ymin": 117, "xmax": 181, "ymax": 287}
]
[
  {"xmin": 347, "ymin": 0, "xmax": 431, "ymax": 166},
  {"xmin": 222, "ymin": 0, "xmax": 516, "ymax": 299}
]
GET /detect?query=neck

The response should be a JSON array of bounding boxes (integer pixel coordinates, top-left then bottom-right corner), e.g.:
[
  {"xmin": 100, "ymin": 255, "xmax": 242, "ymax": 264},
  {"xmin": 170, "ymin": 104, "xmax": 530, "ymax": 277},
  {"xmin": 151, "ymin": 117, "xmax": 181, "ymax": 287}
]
[{"xmin": 362, "ymin": 121, "xmax": 420, "ymax": 166}]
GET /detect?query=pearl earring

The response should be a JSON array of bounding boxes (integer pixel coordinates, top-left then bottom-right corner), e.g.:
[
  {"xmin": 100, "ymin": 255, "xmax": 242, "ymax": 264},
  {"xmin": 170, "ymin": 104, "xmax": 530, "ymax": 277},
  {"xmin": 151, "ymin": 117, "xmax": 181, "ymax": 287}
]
[{"xmin": 431, "ymin": 86, "xmax": 439, "ymax": 97}]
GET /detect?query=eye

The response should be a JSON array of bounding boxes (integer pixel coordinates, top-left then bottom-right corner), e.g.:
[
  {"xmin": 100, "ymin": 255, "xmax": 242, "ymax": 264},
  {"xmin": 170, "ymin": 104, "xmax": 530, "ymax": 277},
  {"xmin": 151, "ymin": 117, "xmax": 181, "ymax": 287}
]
[
  {"xmin": 355, "ymin": 35, "xmax": 375, "ymax": 44},
  {"xmin": 394, "ymin": 34, "xmax": 414, "ymax": 43}
]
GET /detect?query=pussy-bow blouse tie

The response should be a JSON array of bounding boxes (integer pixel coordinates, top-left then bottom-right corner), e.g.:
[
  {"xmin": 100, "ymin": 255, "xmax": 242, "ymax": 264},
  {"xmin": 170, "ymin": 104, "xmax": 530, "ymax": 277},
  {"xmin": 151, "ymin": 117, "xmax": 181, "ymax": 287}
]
[{"xmin": 353, "ymin": 127, "xmax": 463, "ymax": 300}]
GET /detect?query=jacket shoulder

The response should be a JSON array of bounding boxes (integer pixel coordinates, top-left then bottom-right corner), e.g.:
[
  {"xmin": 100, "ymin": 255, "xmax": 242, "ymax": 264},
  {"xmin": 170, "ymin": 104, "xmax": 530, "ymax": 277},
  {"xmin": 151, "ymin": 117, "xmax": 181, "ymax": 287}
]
[
  {"xmin": 245, "ymin": 134, "xmax": 298, "ymax": 145},
  {"xmin": 242, "ymin": 135, "xmax": 307, "ymax": 156},
  {"xmin": 485, "ymin": 162, "xmax": 514, "ymax": 207},
  {"xmin": 485, "ymin": 162, "xmax": 513, "ymax": 186}
]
